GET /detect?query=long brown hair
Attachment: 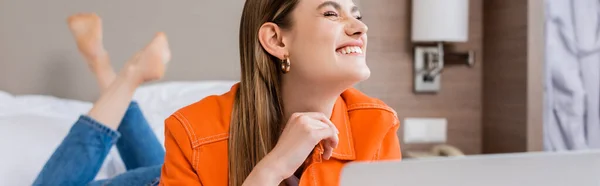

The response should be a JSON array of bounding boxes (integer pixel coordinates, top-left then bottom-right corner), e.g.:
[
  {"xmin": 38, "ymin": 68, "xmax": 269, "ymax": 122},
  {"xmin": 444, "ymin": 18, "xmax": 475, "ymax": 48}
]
[{"xmin": 229, "ymin": 0, "xmax": 299, "ymax": 185}]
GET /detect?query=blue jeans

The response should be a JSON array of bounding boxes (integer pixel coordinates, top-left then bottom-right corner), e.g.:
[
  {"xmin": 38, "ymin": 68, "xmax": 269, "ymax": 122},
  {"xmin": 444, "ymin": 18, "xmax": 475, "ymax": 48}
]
[{"xmin": 33, "ymin": 102, "xmax": 164, "ymax": 186}]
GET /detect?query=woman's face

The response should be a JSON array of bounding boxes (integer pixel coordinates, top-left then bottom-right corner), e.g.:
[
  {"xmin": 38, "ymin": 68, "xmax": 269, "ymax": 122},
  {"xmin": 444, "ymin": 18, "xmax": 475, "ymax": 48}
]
[{"xmin": 284, "ymin": 0, "xmax": 369, "ymax": 86}]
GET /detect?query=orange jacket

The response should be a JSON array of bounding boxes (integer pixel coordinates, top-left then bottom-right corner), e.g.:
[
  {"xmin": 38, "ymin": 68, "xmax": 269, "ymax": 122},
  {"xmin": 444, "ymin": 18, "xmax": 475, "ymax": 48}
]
[{"xmin": 160, "ymin": 84, "xmax": 401, "ymax": 186}]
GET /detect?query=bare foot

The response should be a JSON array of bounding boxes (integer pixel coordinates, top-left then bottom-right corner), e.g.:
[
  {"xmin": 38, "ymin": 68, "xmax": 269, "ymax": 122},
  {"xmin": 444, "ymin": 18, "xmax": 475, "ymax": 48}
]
[
  {"xmin": 67, "ymin": 13, "xmax": 108, "ymax": 63},
  {"xmin": 124, "ymin": 32, "xmax": 171, "ymax": 84},
  {"xmin": 68, "ymin": 13, "xmax": 115, "ymax": 90}
]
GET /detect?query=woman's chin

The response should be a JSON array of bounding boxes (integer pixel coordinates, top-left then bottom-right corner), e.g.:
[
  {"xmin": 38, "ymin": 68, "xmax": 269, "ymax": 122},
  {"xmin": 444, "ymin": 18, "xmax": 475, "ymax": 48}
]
[
  {"xmin": 343, "ymin": 66, "xmax": 371, "ymax": 84},
  {"xmin": 354, "ymin": 67, "xmax": 371, "ymax": 82}
]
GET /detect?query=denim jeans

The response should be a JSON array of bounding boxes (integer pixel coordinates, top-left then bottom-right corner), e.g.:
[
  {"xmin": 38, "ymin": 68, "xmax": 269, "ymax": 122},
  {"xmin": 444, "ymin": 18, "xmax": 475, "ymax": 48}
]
[{"xmin": 33, "ymin": 102, "xmax": 164, "ymax": 186}]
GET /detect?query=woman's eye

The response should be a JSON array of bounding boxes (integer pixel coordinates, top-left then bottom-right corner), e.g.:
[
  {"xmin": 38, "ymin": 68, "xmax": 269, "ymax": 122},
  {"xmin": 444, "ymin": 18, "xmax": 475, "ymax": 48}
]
[{"xmin": 324, "ymin": 11, "xmax": 339, "ymax": 17}]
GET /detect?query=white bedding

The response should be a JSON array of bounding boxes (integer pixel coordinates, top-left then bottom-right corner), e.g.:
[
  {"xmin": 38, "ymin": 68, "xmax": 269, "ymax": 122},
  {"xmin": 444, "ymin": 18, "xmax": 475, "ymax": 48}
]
[{"xmin": 0, "ymin": 81, "xmax": 237, "ymax": 186}]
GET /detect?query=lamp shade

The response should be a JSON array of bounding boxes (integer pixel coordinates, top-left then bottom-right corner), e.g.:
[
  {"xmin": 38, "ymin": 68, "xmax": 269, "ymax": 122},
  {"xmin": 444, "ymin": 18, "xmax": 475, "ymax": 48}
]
[{"xmin": 412, "ymin": 0, "xmax": 469, "ymax": 42}]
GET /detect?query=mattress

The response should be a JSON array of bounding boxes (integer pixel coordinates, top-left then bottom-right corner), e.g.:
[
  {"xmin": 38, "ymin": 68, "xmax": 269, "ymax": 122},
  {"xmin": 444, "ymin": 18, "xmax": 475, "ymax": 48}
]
[{"xmin": 0, "ymin": 81, "xmax": 237, "ymax": 186}]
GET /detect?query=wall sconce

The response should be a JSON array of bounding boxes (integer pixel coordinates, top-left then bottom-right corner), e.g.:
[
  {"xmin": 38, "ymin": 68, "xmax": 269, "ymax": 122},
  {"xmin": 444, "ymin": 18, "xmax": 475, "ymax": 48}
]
[{"xmin": 412, "ymin": 0, "xmax": 474, "ymax": 93}]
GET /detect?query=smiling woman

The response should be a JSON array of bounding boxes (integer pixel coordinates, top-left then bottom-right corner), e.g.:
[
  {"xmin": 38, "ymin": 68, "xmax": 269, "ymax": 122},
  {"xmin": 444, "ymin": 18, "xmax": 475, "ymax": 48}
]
[{"xmin": 159, "ymin": 0, "xmax": 401, "ymax": 186}]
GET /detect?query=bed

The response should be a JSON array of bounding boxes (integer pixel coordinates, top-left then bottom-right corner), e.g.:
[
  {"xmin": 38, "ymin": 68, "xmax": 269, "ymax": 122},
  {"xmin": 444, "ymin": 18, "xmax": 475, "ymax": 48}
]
[{"xmin": 0, "ymin": 80, "xmax": 238, "ymax": 186}]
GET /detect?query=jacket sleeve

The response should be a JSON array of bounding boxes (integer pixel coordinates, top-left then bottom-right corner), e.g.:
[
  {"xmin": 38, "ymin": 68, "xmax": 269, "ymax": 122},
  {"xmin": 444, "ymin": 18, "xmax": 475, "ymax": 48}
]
[
  {"xmin": 160, "ymin": 114, "xmax": 203, "ymax": 186},
  {"xmin": 375, "ymin": 120, "xmax": 402, "ymax": 160}
]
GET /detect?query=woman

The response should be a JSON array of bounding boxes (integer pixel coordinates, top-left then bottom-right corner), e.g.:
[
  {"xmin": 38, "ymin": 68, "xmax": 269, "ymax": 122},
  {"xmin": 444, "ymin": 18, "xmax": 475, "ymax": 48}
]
[
  {"xmin": 33, "ymin": 13, "xmax": 170, "ymax": 185},
  {"xmin": 160, "ymin": 0, "xmax": 401, "ymax": 185}
]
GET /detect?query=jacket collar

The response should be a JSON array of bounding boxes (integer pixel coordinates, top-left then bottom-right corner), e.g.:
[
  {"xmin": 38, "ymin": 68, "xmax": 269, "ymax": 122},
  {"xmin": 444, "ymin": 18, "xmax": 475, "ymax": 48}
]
[
  {"xmin": 227, "ymin": 84, "xmax": 356, "ymax": 159},
  {"xmin": 329, "ymin": 96, "xmax": 356, "ymax": 160}
]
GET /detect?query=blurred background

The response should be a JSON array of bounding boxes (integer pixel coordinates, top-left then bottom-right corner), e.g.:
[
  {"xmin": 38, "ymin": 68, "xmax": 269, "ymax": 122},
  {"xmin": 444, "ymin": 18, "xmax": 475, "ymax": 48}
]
[{"xmin": 4, "ymin": 0, "xmax": 596, "ymax": 185}]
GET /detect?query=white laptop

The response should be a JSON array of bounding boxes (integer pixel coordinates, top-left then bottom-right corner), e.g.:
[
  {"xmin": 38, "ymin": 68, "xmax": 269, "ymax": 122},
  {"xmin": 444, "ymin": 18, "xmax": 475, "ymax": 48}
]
[{"xmin": 340, "ymin": 150, "xmax": 600, "ymax": 186}]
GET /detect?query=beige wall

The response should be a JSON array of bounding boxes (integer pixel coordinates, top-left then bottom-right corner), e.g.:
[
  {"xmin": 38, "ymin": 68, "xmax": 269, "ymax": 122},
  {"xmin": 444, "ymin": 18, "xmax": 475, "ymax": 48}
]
[
  {"xmin": 527, "ymin": 0, "xmax": 544, "ymax": 152},
  {"xmin": 360, "ymin": 0, "xmax": 483, "ymax": 154},
  {"xmin": 0, "ymin": 0, "xmax": 244, "ymax": 101},
  {"xmin": 1, "ymin": 0, "xmax": 486, "ymax": 154}
]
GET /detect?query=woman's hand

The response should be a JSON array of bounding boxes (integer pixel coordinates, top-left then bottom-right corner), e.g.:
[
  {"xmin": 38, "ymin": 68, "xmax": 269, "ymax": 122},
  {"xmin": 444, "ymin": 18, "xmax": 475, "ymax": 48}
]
[{"xmin": 243, "ymin": 112, "xmax": 339, "ymax": 185}]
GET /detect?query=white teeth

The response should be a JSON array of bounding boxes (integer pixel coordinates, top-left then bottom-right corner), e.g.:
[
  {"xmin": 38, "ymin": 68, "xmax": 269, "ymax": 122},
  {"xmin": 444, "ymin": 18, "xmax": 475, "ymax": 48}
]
[{"xmin": 337, "ymin": 46, "xmax": 363, "ymax": 55}]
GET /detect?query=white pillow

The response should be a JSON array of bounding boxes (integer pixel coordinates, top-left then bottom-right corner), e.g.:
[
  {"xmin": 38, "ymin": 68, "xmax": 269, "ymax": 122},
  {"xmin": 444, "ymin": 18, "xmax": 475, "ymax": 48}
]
[
  {"xmin": 0, "ymin": 80, "xmax": 237, "ymax": 186},
  {"xmin": 132, "ymin": 80, "xmax": 237, "ymax": 144}
]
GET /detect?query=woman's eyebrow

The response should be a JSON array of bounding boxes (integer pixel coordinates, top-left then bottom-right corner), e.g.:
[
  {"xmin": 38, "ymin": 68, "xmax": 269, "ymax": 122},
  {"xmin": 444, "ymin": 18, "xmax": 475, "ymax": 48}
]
[
  {"xmin": 316, "ymin": 1, "xmax": 360, "ymax": 14},
  {"xmin": 317, "ymin": 1, "xmax": 341, "ymax": 11}
]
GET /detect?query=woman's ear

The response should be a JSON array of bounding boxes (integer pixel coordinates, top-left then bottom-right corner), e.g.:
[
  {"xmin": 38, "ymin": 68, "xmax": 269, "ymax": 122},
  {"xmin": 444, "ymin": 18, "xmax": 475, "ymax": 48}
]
[{"xmin": 258, "ymin": 22, "xmax": 287, "ymax": 60}]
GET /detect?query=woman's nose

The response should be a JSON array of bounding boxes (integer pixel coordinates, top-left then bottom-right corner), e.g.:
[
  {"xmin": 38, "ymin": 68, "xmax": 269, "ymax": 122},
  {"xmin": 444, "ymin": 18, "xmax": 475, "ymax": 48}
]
[{"xmin": 345, "ymin": 18, "xmax": 368, "ymax": 37}]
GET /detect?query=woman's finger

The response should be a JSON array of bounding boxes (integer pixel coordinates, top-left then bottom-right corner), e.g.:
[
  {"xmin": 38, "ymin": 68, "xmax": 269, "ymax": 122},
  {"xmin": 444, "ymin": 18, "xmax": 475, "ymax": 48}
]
[
  {"xmin": 314, "ymin": 127, "xmax": 339, "ymax": 160},
  {"xmin": 321, "ymin": 142, "xmax": 332, "ymax": 160},
  {"xmin": 302, "ymin": 112, "xmax": 339, "ymax": 134}
]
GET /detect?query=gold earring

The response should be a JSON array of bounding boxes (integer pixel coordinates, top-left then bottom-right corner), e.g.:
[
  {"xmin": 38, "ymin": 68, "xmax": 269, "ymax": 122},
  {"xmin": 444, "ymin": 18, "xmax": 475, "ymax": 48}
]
[{"xmin": 281, "ymin": 55, "xmax": 291, "ymax": 74}]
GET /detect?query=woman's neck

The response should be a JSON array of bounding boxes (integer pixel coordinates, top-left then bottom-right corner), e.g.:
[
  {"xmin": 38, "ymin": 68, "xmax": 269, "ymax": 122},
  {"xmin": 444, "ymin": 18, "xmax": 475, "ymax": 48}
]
[{"xmin": 280, "ymin": 79, "xmax": 344, "ymax": 123}]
